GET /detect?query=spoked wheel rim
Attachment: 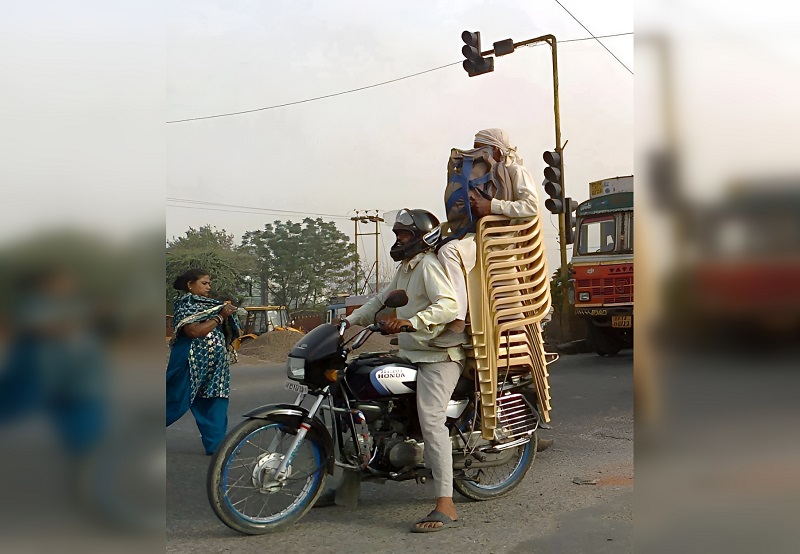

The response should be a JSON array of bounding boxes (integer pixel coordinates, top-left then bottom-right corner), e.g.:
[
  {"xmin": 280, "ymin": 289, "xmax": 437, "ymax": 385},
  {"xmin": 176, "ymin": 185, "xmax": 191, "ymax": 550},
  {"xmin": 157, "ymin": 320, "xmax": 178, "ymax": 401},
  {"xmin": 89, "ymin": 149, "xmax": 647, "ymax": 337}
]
[
  {"xmin": 460, "ymin": 442, "xmax": 531, "ymax": 489},
  {"xmin": 220, "ymin": 423, "xmax": 323, "ymax": 524}
]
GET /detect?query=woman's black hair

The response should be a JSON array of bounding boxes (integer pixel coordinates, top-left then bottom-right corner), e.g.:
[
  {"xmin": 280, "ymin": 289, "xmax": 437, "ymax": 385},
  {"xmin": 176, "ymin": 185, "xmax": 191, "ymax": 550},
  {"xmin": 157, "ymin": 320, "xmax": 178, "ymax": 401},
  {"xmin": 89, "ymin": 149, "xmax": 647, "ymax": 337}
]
[{"xmin": 172, "ymin": 268, "xmax": 209, "ymax": 292}]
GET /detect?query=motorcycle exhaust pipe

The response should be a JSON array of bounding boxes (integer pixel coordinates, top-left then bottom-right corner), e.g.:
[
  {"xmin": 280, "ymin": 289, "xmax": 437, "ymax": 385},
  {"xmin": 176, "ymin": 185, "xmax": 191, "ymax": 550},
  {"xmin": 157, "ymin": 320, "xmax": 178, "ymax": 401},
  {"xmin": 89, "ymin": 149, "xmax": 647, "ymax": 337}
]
[
  {"xmin": 452, "ymin": 459, "xmax": 515, "ymax": 470},
  {"xmin": 452, "ymin": 449, "xmax": 518, "ymax": 469}
]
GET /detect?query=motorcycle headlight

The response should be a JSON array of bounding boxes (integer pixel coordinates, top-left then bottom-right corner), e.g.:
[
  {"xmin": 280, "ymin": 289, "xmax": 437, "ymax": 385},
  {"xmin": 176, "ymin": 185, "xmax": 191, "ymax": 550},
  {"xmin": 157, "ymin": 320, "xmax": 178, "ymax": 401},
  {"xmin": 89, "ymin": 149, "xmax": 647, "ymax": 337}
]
[{"xmin": 286, "ymin": 356, "xmax": 305, "ymax": 379}]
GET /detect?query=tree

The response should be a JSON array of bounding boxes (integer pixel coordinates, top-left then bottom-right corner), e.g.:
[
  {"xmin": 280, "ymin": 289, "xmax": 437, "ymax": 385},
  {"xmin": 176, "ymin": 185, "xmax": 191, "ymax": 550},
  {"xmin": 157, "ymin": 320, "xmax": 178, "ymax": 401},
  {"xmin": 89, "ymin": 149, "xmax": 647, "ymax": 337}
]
[
  {"xmin": 542, "ymin": 262, "xmax": 586, "ymax": 345},
  {"xmin": 241, "ymin": 218, "xmax": 356, "ymax": 310},
  {"xmin": 166, "ymin": 225, "xmax": 257, "ymax": 311}
]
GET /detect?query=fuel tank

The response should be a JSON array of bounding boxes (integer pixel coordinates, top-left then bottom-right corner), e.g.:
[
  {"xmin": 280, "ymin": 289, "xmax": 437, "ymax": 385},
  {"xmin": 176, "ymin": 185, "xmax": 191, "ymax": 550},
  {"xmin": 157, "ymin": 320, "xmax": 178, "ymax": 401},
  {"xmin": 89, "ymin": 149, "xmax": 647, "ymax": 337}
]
[{"xmin": 344, "ymin": 354, "xmax": 417, "ymax": 401}]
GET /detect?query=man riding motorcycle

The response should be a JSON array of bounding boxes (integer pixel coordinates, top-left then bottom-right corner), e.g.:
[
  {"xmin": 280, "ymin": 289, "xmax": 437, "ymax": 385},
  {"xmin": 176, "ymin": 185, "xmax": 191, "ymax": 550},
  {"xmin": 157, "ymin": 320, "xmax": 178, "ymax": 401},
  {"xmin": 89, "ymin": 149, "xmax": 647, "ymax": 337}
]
[{"xmin": 338, "ymin": 208, "xmax": 466, "ymax": 532}]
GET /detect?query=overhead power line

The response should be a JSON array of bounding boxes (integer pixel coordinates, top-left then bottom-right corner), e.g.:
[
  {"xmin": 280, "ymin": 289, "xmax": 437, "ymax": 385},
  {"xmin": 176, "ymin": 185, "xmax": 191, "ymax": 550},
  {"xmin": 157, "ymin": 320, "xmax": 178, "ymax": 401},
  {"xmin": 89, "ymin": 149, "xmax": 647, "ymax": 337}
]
[
  {"xmin": 551, "ymin": 0, "xmax": 633, "ymax": 75},
  {"xmin": 167, "ymin": 197, "xmax": 353, "ymax": 220},
  {"xmin": 166, "ymin": 32, "xmax": 632, "ymax": 124},
  {"xmin": 167, "ymin": 62, "xmax": 460, "ymax": 124}
]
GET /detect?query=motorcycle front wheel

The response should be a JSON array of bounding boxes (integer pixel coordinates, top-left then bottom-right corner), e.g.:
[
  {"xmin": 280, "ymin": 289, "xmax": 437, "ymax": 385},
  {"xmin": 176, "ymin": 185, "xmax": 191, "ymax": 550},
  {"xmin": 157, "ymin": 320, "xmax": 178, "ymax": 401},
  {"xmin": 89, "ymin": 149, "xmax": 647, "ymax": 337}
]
[
  {"xmin": 453, "ymin": 433, "xmax": 536, "ymax": 501},
  {"xmin": 207, "ymin": 417, "xmax": 327, "ymax": 535}
]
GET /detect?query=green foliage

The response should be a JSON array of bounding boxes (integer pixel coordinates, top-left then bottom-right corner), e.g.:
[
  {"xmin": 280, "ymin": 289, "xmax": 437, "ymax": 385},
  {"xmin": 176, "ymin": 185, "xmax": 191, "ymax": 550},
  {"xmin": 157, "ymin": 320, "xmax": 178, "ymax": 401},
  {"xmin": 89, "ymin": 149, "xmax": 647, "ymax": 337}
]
[
  {"xmin": 241, "ymin": 218, "xmax": 356, "ymax": 310},
  {"xmin": 543, "ymin": 263, "xmax": 586, "ymax": 345},
  {"xmin": 549, "ymin": 264, "xmax": 571, "ymax": 308},
  {"xmin": 166, "ymin": 225, "xmax": 257, "ymax": 310},
  {"xmin": 168, "ymin": 225, "xmax": 237, "ymax": 251}
]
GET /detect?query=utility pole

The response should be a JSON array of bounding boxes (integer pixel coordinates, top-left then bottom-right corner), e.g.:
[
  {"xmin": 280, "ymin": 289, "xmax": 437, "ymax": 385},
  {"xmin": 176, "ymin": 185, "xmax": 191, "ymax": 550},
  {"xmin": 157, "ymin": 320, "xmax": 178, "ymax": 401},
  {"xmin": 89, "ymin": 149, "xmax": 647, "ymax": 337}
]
[
  {"xmin": 350, "ymin": 210, "xmax": 384, "ymax": 295},
  {"xmin": 351, "ymin": 215, "xmax": 358, "ymax": 294}
]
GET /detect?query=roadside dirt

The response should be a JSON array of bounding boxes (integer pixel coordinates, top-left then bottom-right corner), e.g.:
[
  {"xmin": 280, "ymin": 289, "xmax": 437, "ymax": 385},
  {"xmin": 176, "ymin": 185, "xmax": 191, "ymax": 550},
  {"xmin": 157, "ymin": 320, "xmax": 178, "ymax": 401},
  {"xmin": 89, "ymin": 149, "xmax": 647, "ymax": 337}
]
[
  {"xmin": 235, "ymin": 326, "xmax": 399, "ymax": 365},
  {"xmin": 237, "ymin": 330, "xmax": 307, "ymax": 364}
]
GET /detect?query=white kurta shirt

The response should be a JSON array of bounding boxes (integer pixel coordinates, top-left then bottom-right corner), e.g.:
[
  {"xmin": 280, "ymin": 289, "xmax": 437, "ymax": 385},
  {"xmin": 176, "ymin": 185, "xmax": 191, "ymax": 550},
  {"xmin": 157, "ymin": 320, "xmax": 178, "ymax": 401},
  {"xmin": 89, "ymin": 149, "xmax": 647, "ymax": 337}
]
[{"xmin": 346, "ymin": 251, "xmax": 465, "ymax": 363}]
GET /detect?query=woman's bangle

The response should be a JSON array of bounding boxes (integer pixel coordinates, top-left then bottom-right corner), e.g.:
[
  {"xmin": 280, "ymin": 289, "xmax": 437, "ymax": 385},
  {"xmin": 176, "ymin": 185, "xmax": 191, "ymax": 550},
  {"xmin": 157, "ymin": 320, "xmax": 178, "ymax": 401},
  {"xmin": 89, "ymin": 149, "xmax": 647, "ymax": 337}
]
[{"xmin": 213, "ymin": 315, "xmax": 224, "ymax": 326}]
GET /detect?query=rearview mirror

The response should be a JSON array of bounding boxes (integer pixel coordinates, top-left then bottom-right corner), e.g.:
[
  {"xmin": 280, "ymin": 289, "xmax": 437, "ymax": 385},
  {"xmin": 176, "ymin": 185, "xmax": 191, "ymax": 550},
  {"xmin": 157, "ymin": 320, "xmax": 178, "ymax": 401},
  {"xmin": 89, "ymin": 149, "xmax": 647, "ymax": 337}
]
[{"xmin": 383, "ymin": 290, "xmax": 409, "ymax": 309}]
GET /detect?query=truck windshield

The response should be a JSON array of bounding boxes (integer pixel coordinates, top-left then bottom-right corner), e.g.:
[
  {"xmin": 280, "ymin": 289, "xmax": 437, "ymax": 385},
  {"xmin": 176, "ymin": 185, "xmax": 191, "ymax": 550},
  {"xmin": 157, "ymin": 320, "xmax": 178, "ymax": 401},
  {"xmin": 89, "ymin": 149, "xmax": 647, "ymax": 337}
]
[{"xmin": 577, "ymin": 215, "xmax": 617, "ymax": 255}]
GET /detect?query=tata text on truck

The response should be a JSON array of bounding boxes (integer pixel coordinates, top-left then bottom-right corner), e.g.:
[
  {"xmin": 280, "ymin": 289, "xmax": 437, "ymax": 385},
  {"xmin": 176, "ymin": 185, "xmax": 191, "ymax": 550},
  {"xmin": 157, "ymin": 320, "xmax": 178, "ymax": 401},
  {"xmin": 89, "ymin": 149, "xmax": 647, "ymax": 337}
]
[{"xmin": 571, "ymin": 176, "xmax": 633, "ymax": 356}]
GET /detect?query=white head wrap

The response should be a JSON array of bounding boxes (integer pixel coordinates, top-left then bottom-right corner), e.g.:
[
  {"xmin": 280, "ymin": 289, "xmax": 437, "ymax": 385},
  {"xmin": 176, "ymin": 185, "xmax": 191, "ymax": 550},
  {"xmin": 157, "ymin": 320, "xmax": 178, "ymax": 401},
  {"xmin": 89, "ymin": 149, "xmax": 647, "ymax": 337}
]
[{"xmin": 474, "ymin": 128, "xmax": 523, "ymax": 165}]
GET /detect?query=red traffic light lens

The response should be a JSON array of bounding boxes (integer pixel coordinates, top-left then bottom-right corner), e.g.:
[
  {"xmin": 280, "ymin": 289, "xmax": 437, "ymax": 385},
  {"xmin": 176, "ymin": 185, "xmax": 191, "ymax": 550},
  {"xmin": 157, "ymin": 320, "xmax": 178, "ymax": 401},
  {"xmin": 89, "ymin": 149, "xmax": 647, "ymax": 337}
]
[
  {"xmin": 462, "ymin": 31, "xmax": 479, "ymax": 45},
  {"xmin": 543, "ymin": 151, "xmax": 560, "ymax": 166}
]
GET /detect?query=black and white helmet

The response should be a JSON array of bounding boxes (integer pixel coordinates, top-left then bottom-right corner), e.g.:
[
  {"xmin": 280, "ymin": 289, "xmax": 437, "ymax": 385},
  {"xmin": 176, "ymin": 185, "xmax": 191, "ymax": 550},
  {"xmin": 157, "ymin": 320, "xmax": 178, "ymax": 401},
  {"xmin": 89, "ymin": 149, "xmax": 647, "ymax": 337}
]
[{"xmin": 390, "ymin": 208, "xmax": 441, "ymax": 261}]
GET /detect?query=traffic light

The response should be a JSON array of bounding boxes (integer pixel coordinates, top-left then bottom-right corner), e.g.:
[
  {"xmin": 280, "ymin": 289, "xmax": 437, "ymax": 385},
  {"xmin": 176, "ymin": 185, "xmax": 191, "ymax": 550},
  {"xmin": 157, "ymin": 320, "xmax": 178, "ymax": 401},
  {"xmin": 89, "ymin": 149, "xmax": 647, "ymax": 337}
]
[
  {"xmin": 542, "ymin": 150, "xmax": 564, "ymax": 214},
  {"xmin": 461, "ymin": 31, "xmax": 494, "ymax": 77},
  {"xmin": 493, "ymin": 38, "xmax": 515, "ymax": 56},
  {"xmin": 564, "ymin": 197, "xmax": 579, "ymax": 244}
]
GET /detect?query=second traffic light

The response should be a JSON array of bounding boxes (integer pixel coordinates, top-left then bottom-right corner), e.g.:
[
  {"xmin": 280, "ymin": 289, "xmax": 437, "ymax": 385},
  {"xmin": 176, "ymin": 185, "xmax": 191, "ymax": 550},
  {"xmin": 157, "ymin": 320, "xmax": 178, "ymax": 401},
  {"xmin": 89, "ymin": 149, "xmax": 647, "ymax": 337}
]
[
  {"xmin": 543, "ymin": 150, "xmax": 564, "ymax": 214},
  {"xmin": 564, "ymin": 197, "xmax": 579, "ymax": 244},
  {"xmin": 461, "ymin": 31, "xmax": 494, "ymax": 77}
]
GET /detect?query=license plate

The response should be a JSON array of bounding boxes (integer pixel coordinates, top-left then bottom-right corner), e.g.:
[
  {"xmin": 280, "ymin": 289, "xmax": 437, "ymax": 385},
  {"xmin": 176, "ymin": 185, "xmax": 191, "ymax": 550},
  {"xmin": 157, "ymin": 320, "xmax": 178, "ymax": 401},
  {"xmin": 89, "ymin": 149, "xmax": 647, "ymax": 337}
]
[
  {"xmin": 611, "ymin": 315, "xmax": 631, "ymax": 328},
  {"xmin": 284, "ymin": 381, "xmax": 309, "ymax": 395}
]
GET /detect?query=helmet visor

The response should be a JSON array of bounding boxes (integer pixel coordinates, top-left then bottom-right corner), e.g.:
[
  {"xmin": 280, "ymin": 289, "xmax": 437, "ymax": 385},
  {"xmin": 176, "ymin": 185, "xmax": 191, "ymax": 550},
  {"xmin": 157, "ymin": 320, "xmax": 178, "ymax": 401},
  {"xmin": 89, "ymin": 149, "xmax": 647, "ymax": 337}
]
[{"xmin": 395, "ymin": 209, "xmax": 415, "ymax": 227}]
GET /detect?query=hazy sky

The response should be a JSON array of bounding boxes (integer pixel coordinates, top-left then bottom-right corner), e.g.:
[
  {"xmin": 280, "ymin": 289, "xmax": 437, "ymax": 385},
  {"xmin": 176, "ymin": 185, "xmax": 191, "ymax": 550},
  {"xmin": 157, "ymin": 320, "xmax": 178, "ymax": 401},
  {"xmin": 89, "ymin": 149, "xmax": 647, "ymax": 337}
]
[{"xmin": 166, "ymin": 0, "xmax": 634, "ymax": 277}]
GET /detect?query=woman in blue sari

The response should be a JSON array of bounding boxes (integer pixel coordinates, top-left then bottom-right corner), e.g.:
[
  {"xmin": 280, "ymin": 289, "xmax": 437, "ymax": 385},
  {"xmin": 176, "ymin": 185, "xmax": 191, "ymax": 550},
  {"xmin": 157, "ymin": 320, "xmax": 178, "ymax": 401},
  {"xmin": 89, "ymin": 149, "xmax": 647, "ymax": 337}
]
[{"xmin": 166, "ymin": 269, "xmax": 240, "ymax": 455}]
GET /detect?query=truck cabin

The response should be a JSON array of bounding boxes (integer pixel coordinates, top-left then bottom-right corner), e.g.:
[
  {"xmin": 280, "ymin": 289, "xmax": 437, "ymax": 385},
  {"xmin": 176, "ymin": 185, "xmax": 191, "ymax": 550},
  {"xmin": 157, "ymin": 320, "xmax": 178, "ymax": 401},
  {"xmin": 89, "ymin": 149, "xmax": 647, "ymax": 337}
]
[{"xmin": 575, "ymin": 192, "xmax": 633, "ymax": 257}]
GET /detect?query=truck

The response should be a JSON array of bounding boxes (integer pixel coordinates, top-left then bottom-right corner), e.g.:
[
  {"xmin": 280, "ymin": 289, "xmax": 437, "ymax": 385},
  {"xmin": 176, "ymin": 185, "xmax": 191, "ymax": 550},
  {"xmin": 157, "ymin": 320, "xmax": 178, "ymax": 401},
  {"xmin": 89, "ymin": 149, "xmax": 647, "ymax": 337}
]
[
  {"xmin": 662, "ymin": 180, "xmax": 800, "ymax": 343},
  {"xmin": 571, "ymin": 175, "xmax": 634, "ymax": 356}
]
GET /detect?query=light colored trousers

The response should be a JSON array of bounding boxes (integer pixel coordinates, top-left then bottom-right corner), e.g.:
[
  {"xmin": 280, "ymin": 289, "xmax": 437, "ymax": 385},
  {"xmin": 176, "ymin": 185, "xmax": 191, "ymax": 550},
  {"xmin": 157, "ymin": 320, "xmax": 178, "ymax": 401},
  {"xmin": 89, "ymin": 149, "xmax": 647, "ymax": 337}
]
[
  {"xmin": 417, "ymin": 360, "xmax": 463, "ymax": 498},
  {"xmin": 437, "ymin": 236, "xmax": 476, "ymax": 321}
]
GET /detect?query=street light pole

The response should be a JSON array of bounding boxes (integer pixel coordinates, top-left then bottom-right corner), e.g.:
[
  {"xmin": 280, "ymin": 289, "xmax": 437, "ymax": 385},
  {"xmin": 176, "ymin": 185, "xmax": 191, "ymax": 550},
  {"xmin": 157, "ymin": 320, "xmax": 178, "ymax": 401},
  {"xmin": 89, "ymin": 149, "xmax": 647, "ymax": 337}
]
[
  {"xmin": 351, "ymin": 214, "xmax": 358, "ymax": 294},
  {"xmin": 351, "ymin": 211, "xmax": 384, "ymax": 295},
  {"xmin": 373, "ymin": 213, "xmax": 384, "ymax": 294}
]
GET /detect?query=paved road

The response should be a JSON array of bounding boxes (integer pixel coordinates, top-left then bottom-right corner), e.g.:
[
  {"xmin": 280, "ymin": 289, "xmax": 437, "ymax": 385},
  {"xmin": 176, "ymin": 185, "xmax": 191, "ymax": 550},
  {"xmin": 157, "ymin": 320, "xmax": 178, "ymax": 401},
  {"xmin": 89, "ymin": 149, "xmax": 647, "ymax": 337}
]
[{"xmin": 167, "ymin": 351, "xmax": 633, "ymax": 553}]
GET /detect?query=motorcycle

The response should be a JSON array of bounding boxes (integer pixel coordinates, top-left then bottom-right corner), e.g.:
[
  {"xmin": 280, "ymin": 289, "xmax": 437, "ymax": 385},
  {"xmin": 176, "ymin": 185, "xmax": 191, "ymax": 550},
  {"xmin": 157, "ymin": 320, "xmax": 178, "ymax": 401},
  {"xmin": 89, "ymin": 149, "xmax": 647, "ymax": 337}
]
[{"xmin": 207, "ymin": 290, "xmax": 541, "ymax": 535}]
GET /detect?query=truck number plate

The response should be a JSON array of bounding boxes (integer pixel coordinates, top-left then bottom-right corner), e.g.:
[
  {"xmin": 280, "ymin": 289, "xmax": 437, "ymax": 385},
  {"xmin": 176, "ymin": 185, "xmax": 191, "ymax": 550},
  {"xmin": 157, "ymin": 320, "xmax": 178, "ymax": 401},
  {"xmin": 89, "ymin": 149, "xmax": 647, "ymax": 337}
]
[
  {"xmin": 284, "ymin": 381, "xmax": 309, "ymax": 395},
  {"xmin": 611, "ymin": 315, "xmax": 631, "ymax": 328}
]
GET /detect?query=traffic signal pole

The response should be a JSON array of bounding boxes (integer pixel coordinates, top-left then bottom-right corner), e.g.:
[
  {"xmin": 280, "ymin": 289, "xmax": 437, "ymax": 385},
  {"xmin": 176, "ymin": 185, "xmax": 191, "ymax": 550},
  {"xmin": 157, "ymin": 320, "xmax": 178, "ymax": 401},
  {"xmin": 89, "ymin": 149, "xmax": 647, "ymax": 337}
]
[
  {"xmin": 476, "ymin": 34, "xmax": 569, "ymax": 278},
  {"xmin": 547, "ymin": 36, "xmax": 570, "ymax": 279}
]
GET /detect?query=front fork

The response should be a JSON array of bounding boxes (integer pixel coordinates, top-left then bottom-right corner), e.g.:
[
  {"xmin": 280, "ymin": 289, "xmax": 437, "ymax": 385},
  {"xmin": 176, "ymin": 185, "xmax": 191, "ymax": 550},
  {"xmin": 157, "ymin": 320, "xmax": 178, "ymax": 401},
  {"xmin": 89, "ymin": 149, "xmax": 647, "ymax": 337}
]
[
  {"xmin": 323, "ymin": 389, "xmax": 373, "ymax": 470},
  {"xmin": 273, "ymin": 391, "xmax": 328, "ymax": 480}
]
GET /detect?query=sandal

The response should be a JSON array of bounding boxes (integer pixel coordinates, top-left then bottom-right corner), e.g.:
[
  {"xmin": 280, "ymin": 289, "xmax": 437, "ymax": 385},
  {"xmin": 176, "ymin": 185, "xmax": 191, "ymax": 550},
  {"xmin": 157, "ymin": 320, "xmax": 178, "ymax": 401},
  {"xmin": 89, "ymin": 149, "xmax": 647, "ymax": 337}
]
[{"xmin": 410, "ymin": 509, "xmax": 462, "ymax": 533}]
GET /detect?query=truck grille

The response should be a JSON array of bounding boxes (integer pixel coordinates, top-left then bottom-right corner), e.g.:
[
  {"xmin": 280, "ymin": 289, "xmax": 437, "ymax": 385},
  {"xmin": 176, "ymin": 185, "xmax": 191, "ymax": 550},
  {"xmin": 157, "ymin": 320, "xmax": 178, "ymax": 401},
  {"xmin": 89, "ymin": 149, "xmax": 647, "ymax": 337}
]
[{"xmin": 576, "ymin": 276, "xmax": 633, "ymax": 304}]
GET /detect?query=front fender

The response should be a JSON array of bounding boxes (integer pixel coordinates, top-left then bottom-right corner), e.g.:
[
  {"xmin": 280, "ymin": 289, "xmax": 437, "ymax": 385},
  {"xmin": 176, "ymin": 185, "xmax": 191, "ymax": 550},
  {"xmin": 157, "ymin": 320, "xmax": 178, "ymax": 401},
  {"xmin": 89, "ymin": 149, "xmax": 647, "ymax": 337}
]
[{"xmin": 243, "ymin": 403, "xmax": 335, "ymax": 475}]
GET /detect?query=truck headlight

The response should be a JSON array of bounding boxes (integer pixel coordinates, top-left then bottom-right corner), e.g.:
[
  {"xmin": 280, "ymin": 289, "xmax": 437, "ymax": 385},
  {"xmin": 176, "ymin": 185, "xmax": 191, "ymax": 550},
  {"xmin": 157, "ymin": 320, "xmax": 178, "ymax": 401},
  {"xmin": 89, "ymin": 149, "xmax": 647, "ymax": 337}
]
[
  {"xmin": 286, "ymin": 357, "xmax": 305, "ymax": 379},
  {"xmin": 578, "ymin": 292, "xmax": 590, "ymax": 302}
]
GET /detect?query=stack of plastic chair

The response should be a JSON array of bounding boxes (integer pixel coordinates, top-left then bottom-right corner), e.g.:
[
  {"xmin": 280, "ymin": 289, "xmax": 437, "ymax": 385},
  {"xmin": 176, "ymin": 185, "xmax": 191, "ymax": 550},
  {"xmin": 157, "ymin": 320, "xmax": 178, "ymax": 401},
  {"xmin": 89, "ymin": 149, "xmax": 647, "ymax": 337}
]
[{"xmin": 465, "ymin": 215, "xmax": 553, "ymax": 440}]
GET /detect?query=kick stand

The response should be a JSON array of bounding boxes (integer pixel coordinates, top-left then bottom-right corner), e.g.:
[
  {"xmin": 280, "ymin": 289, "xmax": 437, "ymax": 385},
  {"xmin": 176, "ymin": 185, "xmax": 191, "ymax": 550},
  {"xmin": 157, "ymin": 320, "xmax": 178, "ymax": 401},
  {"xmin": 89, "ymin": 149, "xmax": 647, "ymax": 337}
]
[{"xmin": 334, "ymin": 469, "xmax": 362, "ymax": 509}]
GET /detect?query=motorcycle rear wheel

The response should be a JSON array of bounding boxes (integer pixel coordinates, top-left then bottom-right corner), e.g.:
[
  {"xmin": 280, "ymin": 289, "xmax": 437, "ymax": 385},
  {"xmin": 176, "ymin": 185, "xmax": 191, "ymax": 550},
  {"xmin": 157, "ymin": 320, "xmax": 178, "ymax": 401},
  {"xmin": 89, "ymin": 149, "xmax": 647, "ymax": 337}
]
[
  {"xmin": 453, "ymin": 433, "xmax": 536, "ymax": 501},
  {"xmin": 207, "ymin": 417, "xmax": 327, "ymax": 535}
]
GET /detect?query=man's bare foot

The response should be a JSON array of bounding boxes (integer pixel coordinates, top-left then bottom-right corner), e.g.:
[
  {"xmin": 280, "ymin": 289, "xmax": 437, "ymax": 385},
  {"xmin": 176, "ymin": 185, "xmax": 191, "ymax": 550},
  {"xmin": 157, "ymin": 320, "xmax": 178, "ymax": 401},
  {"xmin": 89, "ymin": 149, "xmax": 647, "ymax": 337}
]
[{"xmin": 413, "ymin": 497, "xmax": 458, "ymax": 531}]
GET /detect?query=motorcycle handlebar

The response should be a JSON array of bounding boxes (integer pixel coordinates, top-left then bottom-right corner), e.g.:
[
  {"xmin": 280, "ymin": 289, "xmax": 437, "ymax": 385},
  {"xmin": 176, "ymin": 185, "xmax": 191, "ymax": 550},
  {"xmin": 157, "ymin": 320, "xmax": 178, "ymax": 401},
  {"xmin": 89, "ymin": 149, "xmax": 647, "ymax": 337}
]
[{"xmin": 366, "ymin": 321, "xmax": 416, "ymax": 334}]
